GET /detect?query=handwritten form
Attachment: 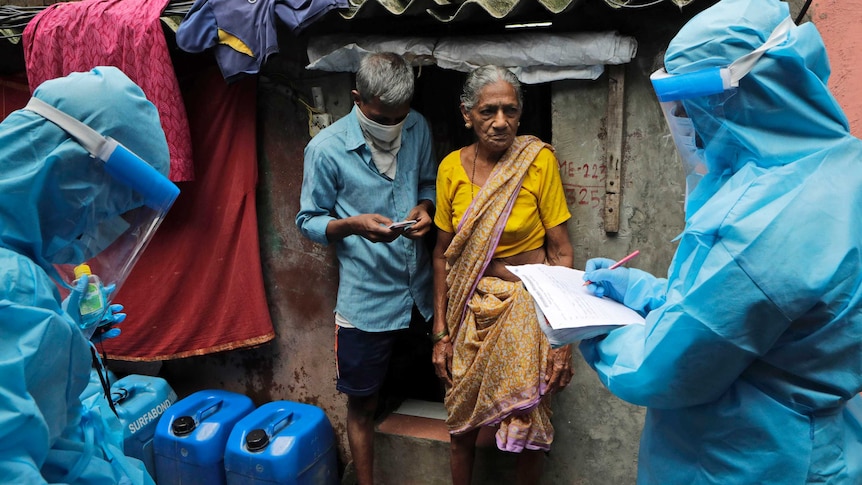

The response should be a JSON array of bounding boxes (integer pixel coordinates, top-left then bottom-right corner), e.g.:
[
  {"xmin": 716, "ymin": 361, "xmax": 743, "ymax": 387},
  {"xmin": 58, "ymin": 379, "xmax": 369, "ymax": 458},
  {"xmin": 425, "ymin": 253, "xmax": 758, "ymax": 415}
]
[{"xmin": 508, "ymin": 264, "xmax": 645, "ymax": 342}]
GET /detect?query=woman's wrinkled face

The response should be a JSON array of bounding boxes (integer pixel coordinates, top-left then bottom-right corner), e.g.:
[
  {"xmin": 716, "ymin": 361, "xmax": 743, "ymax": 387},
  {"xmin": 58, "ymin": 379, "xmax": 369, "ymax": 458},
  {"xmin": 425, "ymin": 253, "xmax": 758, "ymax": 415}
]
[{"xmin": 463, "ymin": 81, "xmax": 521, "ymax": 154}]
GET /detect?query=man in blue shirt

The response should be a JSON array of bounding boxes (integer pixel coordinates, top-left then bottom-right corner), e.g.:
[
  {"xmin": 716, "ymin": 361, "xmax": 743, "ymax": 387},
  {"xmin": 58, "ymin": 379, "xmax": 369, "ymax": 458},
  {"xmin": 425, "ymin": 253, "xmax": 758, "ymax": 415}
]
[{"xmin": 296, "ymin": 52, "xmax": 435, "ymax": 485}]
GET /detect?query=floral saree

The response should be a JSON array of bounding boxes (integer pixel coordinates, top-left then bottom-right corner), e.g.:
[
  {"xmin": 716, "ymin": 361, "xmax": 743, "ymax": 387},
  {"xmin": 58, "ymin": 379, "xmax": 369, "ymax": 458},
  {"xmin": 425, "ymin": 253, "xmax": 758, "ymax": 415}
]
[{"xmin": 443, "ymin": 135, "xmax": 554, "ymax": 452}]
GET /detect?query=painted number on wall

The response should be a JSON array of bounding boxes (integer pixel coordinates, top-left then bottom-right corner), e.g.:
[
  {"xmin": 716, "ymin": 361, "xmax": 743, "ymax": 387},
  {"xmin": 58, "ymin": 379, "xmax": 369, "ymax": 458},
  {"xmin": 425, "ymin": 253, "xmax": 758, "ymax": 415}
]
[{"xmin": 559, "ymin": 160, "xmax": 606, "ymax": 208}]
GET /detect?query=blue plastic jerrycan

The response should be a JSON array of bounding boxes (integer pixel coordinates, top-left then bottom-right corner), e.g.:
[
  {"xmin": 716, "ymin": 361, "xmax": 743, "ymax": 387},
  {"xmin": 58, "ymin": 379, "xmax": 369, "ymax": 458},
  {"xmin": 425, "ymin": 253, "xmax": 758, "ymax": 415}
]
[
  {"xmin": 154, "ymin": 390, "xmax": 255, "ymax": 485},
  {"xmin": 110, "ymin": 374, "xmax": 177, "ymax": 479},
  {"xmin": 224, "ymin": 401, "xmax": 338, "ymax": 485}
]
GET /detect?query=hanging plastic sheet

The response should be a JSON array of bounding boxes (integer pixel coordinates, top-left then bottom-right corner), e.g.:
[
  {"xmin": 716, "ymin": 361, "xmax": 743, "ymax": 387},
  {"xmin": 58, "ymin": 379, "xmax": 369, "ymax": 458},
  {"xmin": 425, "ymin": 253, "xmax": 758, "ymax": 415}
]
[{"xmin": 306, "ymin": 31, "xmax": 637, "ymax": 83}]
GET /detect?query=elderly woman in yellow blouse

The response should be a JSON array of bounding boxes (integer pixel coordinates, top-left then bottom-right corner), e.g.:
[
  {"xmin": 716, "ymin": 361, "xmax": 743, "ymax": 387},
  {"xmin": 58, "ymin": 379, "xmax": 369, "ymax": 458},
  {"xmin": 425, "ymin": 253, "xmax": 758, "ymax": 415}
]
[{"xmin": 431, "ymin": 65, "xmax": 575, "ymax": 484}]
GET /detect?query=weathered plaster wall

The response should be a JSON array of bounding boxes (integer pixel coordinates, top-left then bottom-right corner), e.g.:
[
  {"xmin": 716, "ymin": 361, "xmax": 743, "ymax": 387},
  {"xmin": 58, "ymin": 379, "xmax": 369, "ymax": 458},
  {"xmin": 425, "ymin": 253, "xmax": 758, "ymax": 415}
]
[{"xmin": 811, "ymin": 0, "xmax": 862, "ymax": 136}]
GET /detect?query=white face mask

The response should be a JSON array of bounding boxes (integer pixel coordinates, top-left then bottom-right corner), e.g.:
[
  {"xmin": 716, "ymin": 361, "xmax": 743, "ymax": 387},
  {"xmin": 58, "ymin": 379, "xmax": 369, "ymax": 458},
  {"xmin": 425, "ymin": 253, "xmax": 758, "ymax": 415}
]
[{"xmin": 355, "ymin": 106, "xmax": 405, "ymax": 144}]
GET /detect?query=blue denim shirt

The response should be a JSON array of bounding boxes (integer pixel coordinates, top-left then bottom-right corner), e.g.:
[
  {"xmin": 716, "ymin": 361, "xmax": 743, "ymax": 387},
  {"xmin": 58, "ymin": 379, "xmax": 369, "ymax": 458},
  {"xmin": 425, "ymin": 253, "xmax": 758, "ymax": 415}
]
[{"xmin": 296, "ymin": 106, "xmax": 435, "ymax": 331}]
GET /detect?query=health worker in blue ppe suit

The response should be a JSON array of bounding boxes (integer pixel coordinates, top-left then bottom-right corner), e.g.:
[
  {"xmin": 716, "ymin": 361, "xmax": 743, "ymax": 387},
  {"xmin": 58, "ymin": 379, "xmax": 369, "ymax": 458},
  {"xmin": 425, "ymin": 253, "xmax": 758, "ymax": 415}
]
[
  {"xmin": 0, "ymin": 66, "xmax": 178, "ymax": 484},
  {"xmin": 573, "ymin": 0, "xmax": 862, "ymax": 483}
]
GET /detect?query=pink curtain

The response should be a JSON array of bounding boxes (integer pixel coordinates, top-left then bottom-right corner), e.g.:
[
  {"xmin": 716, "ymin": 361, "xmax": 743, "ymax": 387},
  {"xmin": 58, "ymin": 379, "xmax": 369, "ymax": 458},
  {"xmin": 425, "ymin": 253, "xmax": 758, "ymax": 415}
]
[{"xmin": 23, "ymin": 0, "xmax": 194, "ymax": 181}]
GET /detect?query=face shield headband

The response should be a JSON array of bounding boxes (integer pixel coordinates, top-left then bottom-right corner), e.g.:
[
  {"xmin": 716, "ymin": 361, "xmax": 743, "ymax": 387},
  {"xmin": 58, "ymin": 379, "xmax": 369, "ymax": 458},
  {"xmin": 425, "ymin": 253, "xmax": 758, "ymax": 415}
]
[
  {"xmin": 650, "ymin": 16, "xmax": 794, "ymax": 210},
  {"xmin": 24, "ymin": 96, "xmax": 179, "ymax": 325}
]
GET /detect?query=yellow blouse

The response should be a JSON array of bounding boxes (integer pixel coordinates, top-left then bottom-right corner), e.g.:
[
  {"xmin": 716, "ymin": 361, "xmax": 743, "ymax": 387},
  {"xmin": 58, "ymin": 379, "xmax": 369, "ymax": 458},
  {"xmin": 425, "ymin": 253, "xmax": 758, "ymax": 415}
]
[{"xmin": 434, "ymin": 146, "xmax": 571, "ymax": 259}]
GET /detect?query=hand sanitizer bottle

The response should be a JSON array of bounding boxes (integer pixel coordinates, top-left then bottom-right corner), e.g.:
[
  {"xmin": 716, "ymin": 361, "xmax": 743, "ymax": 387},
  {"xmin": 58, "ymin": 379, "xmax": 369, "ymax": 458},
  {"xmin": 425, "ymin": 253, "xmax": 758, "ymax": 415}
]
[{"xmin": 73, "ymin": 264, "xmax": 106, "ymax": 332}]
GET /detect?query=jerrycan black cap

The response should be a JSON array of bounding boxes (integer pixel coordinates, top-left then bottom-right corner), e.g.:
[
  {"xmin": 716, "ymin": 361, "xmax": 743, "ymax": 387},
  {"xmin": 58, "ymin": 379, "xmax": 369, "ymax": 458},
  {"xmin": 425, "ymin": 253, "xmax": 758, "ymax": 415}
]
[
  {"xmin": 172, "ymin": 416, "xmax": 196, "ymax": 436},
  {"xmin": 246, "ymin": 429, "xmax": 269, "ymax": 452}
]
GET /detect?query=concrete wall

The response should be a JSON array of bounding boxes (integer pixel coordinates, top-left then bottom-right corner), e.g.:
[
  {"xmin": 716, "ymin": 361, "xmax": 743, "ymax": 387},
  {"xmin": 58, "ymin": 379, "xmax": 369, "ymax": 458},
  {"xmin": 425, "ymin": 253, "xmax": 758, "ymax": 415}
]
[
  {"xmin": 542, "ymin": 32, "xmax": 683, "ymax": 482},
  {"xmin": 156, "ymin": 1, "xmax": 861, "ymax": 483},
  {"xmin": 811, "ymin": 0, "xmax": 862, "ymax": 137}
]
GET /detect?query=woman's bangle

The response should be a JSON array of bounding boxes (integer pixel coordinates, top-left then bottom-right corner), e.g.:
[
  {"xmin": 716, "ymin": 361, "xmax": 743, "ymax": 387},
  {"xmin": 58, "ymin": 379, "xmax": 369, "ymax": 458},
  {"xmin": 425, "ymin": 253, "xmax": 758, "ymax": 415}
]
[{"xmin": 430, "ymin": 329, "xmax": 449, "ymax": 343}]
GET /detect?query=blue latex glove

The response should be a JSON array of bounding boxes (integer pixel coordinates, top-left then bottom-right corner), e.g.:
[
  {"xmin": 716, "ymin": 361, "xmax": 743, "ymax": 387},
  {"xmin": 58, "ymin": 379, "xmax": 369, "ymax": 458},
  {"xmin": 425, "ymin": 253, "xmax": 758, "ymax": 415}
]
[
  {"xmin": 91, "ymin": 302, "xmax": 125, "ymax": 343},
  {"xmin": 583, "ymin": 257, "xmax": 668, "ymax": 314},
  {"xmin": 583, "ymin": 257, "xmax": 631, "ymax": 302},
  {"xmin": 91, "ymin": 283, "xmax": 124, "ymax": 342}
]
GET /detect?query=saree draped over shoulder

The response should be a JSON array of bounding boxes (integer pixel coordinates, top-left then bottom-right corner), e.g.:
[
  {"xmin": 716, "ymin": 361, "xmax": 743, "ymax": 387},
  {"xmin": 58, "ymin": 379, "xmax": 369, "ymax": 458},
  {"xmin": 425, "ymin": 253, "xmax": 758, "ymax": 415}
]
[{"xmin": 443, "ymin": 135, "xmax": 554, "ymax": 452}]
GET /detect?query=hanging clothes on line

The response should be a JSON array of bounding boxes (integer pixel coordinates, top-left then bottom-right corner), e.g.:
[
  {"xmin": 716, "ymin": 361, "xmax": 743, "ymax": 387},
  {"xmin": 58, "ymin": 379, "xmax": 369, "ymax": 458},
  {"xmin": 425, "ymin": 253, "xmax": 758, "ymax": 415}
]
[
  {"xmin": 23, "ymin": 0, "xmax": 195, "ymax": 182},
  {"xmin": 176, "ymin": 0, "xmax": 348, "ymax": 83}
]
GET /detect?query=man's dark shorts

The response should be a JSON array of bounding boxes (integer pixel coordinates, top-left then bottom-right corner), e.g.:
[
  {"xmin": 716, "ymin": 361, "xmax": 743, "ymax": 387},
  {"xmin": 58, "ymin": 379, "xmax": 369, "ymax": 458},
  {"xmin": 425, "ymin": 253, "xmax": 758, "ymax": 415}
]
[{"xmin": 335, "ymin": 325, "xmax": 401, "ymax": 397}]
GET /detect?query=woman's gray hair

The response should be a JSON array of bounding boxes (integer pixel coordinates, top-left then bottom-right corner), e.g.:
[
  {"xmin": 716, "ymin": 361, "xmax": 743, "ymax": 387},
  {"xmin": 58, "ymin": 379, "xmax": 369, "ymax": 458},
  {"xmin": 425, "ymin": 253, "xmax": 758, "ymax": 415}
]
[
  {"xmin": 355, "ymin": 52, "xmax": 415, "ymax": 107},
  {"xmin": 460, "ymin": 65, "xmax": 523, "ymax": 111}
]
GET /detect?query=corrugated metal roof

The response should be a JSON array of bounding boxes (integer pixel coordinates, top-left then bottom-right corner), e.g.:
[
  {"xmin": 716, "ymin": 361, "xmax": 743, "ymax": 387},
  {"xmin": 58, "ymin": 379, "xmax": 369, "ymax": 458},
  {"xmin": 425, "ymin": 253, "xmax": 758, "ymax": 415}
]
[
  {"xmin": 340, "ymin": 0, "xmax": 583, "ymax": 22},
  {"xmin": 0, "ymin": 0, "xmax": 700, "ymax": 38},
  {"xmin": 339, "ymin": 0, "xmax": 696, "ymax": 22},
  {"xmin": 0, "ymin": 0, "xmax": 704, "ymax": 33}
]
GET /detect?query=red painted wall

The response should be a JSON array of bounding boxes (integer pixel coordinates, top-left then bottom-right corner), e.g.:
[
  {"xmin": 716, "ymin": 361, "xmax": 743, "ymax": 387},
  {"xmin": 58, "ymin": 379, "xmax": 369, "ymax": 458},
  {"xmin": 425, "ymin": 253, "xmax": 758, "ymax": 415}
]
[{"xmin": 812, "ymin": 1, "xmax": 862, "ymax": 136}]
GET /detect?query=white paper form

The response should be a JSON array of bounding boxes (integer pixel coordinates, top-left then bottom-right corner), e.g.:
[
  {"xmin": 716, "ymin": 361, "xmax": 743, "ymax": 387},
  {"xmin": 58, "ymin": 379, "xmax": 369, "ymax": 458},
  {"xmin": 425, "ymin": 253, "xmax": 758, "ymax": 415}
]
[{"xmin": 507, "ymin": 265, "xmax": 645, "ymax": 332}]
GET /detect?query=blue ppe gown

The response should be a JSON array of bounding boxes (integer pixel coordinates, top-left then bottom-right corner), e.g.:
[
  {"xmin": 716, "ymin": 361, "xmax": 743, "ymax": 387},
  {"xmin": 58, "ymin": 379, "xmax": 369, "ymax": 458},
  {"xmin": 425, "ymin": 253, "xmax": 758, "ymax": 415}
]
[
  {"xmin": 0, "ymin": 67, "xmax": 169, "ymax": 484},
  {"xmin": 579, "ymin": 0, "xmax": 862, "ymax": 483}
]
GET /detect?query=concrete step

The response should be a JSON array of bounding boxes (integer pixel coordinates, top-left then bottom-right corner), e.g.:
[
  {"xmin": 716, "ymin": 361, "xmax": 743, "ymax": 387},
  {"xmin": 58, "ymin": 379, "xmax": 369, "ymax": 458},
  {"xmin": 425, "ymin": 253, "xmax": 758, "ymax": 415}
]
[{"xmin": 372, "ymin": 400, "xmax": 520, "ymax": 485}]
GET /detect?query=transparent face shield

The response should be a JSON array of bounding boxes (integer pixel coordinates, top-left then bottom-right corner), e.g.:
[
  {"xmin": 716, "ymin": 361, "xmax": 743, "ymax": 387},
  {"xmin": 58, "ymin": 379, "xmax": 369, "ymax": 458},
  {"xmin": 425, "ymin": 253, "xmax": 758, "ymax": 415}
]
[
  {"xmin": 650, "ymin": 17, "xmax": 794, "ymax": 210},
  {"xmin": 24, "ymin": 97, "xmax": 180, "ymax": 324},
  {"xmin": 650, "ymin": 92, "xmax": 711, "ymax": 207}
]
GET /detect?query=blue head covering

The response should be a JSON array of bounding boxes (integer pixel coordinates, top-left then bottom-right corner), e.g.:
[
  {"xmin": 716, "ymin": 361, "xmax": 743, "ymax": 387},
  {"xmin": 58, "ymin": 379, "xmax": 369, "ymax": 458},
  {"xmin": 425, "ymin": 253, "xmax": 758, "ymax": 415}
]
[
  {"xmin": 663, "ymin": 0, "xmax": 850, "ymax": 214},
  {"xmin": 0, "ymin": 66, "xmax": 169, "ymax": 278}
]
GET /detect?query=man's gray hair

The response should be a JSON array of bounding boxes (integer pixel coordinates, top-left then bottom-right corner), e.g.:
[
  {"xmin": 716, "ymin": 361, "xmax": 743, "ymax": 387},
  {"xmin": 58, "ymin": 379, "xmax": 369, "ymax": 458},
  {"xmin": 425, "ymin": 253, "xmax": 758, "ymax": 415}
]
[
  {"xmin": 355, "ymin": 52, "xmax": 415, "ymax": 107},
  {"xmin": 460, "ymin": 65, "xmax": 523, "ymax": 111}
]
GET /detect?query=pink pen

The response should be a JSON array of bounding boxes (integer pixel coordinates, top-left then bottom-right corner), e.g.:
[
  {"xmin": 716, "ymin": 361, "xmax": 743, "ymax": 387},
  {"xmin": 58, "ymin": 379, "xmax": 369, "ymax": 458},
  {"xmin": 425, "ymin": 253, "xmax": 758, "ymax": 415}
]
[{"xmin": 583, "ymin": 249, "xmax": 640, "ymax": 286}]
